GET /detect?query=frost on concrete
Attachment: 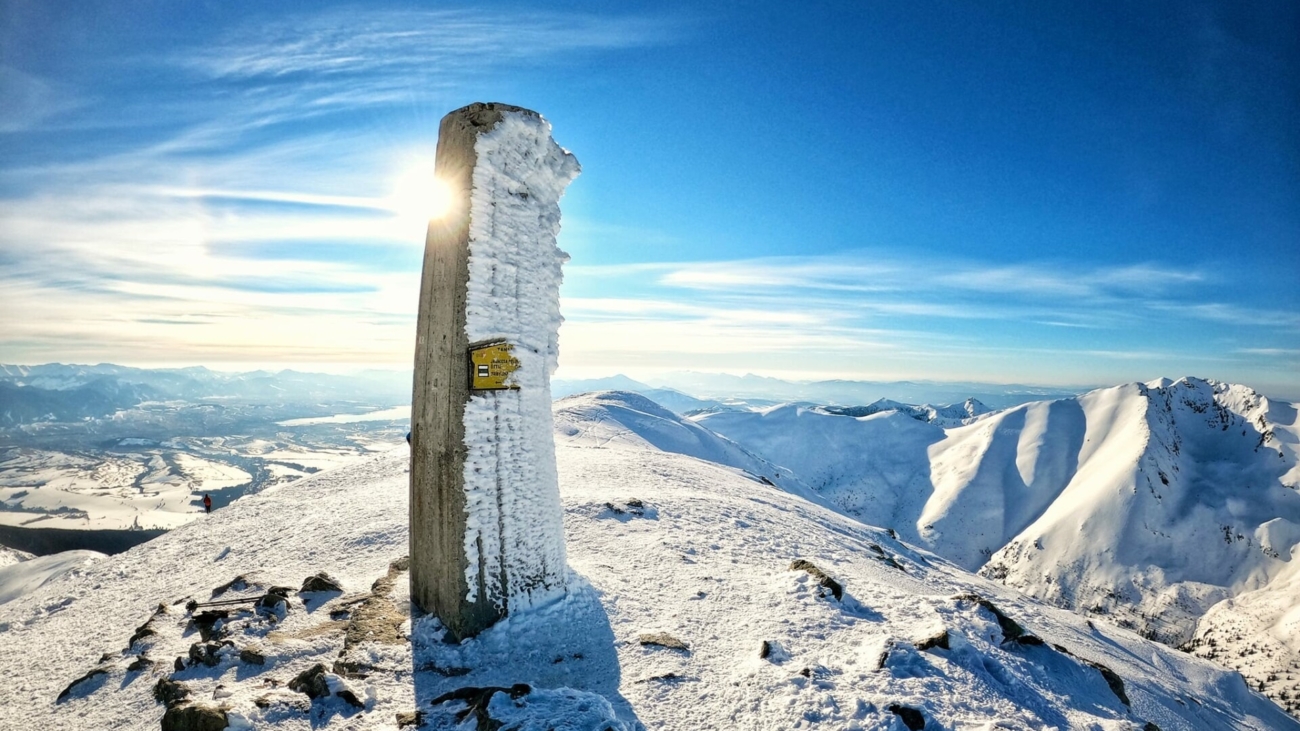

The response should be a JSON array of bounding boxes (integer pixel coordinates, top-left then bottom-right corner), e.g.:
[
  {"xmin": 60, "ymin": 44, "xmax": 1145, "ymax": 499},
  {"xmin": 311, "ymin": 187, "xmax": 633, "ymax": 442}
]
[{"xmin": 460, "ymin": 111, "xmax": 579, "ymax": 612}]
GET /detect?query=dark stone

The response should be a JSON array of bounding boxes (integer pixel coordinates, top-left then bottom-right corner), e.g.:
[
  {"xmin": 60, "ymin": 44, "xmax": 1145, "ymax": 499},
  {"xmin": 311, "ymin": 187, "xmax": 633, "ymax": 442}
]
[
  {"xmin": 239, "ymin": 649, "xmax": 266, "ymax": 665},
  {"xmin": 634, "ymin": 672, "xmax": 681, "ymax": 683},
  {"xmin": 289, "ymin": 663, "xmax": 331, "ymax": 698},
  {"xmin": 431, "ymin": 685, "xmax": 531, "ymax": 729},
  {"xmin": 759, "ymin": 640, "xmax": 772, "ymax": 659},
  {"xmin": 128, "ymin": 623, "xmax": 157, "ymax": 648},
  {"xmin": 875, "ymin": 649, "xmax": 890, "ymax": 670},
  {"xmin": 127, "ymin": 655, "xmax": 153, "ymax": 672},
  {"xmin": 256, "ymin": 587, "xmax": 293, "ymax": 616},
  {"xmin": 333, "ymin": 659, "xmax": 372, "ymax": 677},
  {"xmin": 888, "ymin": 703, "xmax": 926, "ymax": 730},
  {"xmin": 187, "ymin": 642, "xmax": 229, "ymax": 668},
  {"xmin": 174, "ymin": 657, "xmax": 186, "ymax": 672},
  {"xmin": 1085, "ymin": 659, "xmax": 1131, "ymax": 707},
  {"xmin": 798, "ymin": 667, "xmax": 811, "ymax": 677},
  {"xmin": 210, "ymin": 575, "xmax": 251, "ymax": 598},
  {"xmin": 1144, "ymin": 723, "xmax": 1162, "ymax": 731},
  {"xmin": 153, "ymin": 678, "xmax": 191, "ymax": 708},
  {"xmin": 790, "ymin": 559, "xmax": 844, "ymax": 601},
  {"xmin": 638, "ymin": 632, "xmax": 689, "ymax": 651},
  {"xmin": 337, "ymin": 689, "xmax": 365, "ymax": 708},
  {"xmin": 1012, "ymin": 634, "xmax": 1045, "ymax": 646},
  {"xmin": 97, "ymin": 652, "xmax": 118, "ymax": 664},
  {"xmin": 390, "ymin": 555, "xmax": 410, "ymax": 573},
  {"xmin": 915, "ymin": 630, "xmax": 950, "ymax": 651},
  {"xmin": 55, "ymin": 666, "xmax": 109, "ymax": 703},
  {"xmin": 190, "ymin": 610, "xmax": 229, "ymax": 642},
  {"xmin": 160, "ymin": 703, "xmax": 228, "ymax": 731},
  {"xmin": 397, "ymin": 710, "xmax": 425, "ymax": 728},
  {"xmin": 951, "ymin": 593, "xmax": 1027, "ymax": 643},
  {"xmin": 300, "ymin": 573, "xmax": 343, "ymax": 594}
]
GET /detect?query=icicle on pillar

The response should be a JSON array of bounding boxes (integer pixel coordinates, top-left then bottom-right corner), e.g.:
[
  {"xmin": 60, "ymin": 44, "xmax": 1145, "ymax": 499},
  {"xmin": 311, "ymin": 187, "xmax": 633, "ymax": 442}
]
[{"xmin": 411, "ymin": 102, "xmax": 579, "ymax": 641}]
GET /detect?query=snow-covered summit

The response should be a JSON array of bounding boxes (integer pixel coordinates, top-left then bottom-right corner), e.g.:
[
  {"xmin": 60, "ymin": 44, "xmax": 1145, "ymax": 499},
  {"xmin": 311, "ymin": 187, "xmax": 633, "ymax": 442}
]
[
  {"xmin": 554, "ymin": 390, "xmax": 798, "ymax": 487},
  {"xmin": 694, "ymin": 376, "xmax": 1300, "ymax": 713},
  {"xmin": 819, "ymin": 396, "xmax": 992, "ymax": 427},
  {"xmin": 2, "ymin": 395, "xmax": 1294, "ymax": 729}
]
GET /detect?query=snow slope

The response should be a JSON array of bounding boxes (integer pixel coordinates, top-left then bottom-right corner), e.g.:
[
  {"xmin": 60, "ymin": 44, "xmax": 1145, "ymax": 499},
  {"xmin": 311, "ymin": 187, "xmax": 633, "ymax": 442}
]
[
  {"xmin": 552, "ymin": 391, "xmax": 798, "ymax": 487},
  {"xmin": 697, "ymin": 379, "xmax": 1300, "ymax": 643},
  {"xmin": 0, "ymin": 549, "xmax": 103, "ymax": 604},
  {"xmin": 0, "ymin": 404, "xmax": 1295, "ymax": 729},
  {"xmin": 1188, "ymin": 550, "xmax": 1300, "ymax": 717},
  {"xmin": 0, "ymin": 544, "xmax": 33, "ymax": 567}
]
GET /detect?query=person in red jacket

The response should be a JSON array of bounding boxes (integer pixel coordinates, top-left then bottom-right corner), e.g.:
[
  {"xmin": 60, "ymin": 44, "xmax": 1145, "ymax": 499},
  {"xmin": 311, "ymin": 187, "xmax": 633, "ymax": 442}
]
[{"xmin": 203, "ymin": 494, "xmax": 212, "ymax": 514}]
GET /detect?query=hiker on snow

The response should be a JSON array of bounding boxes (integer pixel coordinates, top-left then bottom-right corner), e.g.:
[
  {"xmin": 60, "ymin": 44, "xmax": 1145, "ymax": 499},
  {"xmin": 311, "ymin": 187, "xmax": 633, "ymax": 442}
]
[{"xmin": 203, "ymin": 494, "xmax": 212, "ymax": 513}]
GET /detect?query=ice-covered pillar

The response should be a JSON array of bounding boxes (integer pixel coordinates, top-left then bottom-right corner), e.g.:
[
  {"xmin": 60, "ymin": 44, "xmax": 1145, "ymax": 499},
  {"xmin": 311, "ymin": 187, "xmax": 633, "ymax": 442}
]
[{"xmin": 410, "ymin": 102, "xmax": 579, "ymax": 640}]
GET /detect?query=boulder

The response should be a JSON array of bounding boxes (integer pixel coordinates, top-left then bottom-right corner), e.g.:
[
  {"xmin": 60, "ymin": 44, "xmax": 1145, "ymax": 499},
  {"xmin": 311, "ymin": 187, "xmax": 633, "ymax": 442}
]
[
  {"xmin": 951, "ymin": 593, "xmax": 1027, "ymax": 643},
  {"xmin": 127, "ymin": 655, "xmax": 154, "ymax": 672},
  {"xmin": 887, "ymin": 703, "xmax": 926, "ymax": 730},
  {"xmin": 790, "ymin": 559, "xmax": 844, "ymax": 601},
  {"xmin": 189, "ymin": 610, "xmax": 228, "ymax": 642},
  {"xmin": 638, "ymin": 632, "xmax": 689, "ymax": 651},
  {"xmin": 153, "ymin": 678, "xmax": 191, "ymax": 708},
  {"xmin": 300, "ymin": 573, "xmax": 343, "ymax": 593},
  {"xmin": 396, "ymin": 710, "xmax": 425, "ymax": 728},
  {"xmin": 289, "ymin": 663, "xmax": 331, "ymax": 699},
  {"xmin": 187, "ymin": 642, "xmax": 230, "ymax": 668},
  {"xmin": 160, "ymin": 703, "xmax": 228, "ymax": 731},
  {"xmin": 915, "ymin": 630, "xmax": 950, "ymax": 651},
  {"xmin": 55, "ymin": 667, "xmax": 109, "ymax": 703},
  {"xmin": 255, "ymin": 587, "xmax": 293, "ymax": 617}
]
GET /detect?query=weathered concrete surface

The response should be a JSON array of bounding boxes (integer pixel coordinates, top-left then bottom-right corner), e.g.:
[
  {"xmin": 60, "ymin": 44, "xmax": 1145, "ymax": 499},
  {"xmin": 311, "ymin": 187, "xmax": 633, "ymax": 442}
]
[{"xmin": 410, "ymin": 102, "xmax": 537, "ymax": 640}]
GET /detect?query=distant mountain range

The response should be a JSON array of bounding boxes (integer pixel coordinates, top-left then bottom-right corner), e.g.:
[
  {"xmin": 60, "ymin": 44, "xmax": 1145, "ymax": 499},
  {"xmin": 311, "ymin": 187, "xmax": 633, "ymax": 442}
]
[
  {"xmin": 553, "ymin": 371, "xmax": 1085, "ymax": 411},
  {"xmin": 3, "ymin": 364, "xmax": 1086, "ymax": 428},
  {"xmin": 0, "ymin": 364, "xmax": 410, "ymax": 426}
]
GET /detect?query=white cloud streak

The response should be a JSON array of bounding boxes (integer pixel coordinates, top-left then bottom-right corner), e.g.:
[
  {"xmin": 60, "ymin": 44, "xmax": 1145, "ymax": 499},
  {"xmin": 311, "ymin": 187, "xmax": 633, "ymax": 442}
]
[{"xmin": 0, "ymin": 8, "xmax": 679, "ymax": 367}]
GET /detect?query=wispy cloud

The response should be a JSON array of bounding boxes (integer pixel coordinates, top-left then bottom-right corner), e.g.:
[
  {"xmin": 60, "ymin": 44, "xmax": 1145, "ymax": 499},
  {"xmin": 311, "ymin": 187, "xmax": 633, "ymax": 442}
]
[
  {"xmin": 0, "ymin": 7, "xmax": 680, "ymax": 367},
  {"xmin": 555, "ymin": 252, "xmax": 1300, "ymax": 387},
  {"xmin": 0, "ymin": 66, "xmax": 81, "ymax": 133},
  {"xmin": 187, "ymin": 10, "xmax": 677, "ymax": 80}
]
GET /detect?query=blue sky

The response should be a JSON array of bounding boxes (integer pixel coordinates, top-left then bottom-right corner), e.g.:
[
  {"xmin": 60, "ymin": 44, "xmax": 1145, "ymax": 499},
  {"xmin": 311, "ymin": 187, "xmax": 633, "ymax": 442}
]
[{"xmin": 1, "ymin": 1, "xmax": 1297, "ymax": 396}]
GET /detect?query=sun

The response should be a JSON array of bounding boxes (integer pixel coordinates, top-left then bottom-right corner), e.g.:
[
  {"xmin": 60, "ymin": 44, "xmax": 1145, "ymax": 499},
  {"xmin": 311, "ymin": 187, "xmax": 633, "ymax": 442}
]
[{"xmin": 388, "ymin": 156, "xmax": 454, "ymax": 226}]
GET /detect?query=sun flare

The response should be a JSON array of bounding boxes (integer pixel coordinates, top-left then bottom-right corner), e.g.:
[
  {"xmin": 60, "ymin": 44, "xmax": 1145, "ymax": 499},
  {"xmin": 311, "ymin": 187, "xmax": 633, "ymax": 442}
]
[{"xmin": 388, "ymin": 157, "xmax": 454, "ymax": 225}]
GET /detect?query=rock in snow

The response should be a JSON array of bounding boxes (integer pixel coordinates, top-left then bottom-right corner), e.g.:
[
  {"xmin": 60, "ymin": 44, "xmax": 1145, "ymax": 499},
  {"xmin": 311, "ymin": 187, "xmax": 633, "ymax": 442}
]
[{"xmin": 1, "ymin": 392, "xmax": 1296, "ymax": 729}]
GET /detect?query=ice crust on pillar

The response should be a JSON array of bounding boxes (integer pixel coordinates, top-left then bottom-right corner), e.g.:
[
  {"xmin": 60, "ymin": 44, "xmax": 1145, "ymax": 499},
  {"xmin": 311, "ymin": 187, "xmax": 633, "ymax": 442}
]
[{"xmin": 460, "ymin": 111, "xmax": 580, "ymax": 612}]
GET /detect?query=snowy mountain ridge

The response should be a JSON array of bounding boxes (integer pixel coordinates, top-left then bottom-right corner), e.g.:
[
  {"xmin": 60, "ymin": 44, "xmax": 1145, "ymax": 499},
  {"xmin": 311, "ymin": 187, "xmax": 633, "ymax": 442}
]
[
  {"xmin": 820, "ymin": 397, "xmax": 993, "ymax": 427},
  {"xmin": 2, "ymin": 395, "xmax": 1296, "ymax": 729},
  {"xmin": 688, "ymin": 376, "xmax": 1300, "ymax": 716}
]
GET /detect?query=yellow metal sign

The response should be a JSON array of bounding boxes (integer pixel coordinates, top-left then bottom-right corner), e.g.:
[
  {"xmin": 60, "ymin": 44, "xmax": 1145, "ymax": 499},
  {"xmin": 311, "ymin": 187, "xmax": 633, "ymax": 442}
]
[{"xmin": 469, "ymin": 340, "xmax": 521, "ymax": 390}]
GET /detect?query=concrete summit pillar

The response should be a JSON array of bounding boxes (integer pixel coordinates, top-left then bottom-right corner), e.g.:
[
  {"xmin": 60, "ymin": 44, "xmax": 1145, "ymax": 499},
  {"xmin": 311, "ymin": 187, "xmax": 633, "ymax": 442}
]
[{"xmin": 410, "ymin": 102, "xmax": 579, "ymax": 640}]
